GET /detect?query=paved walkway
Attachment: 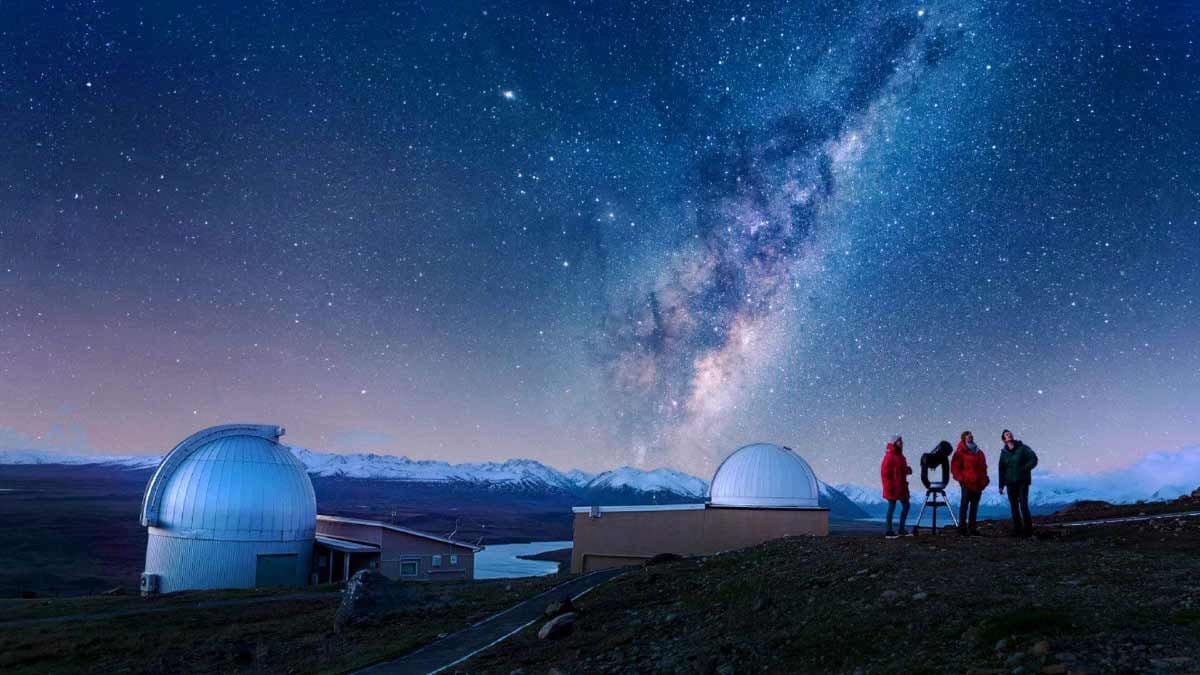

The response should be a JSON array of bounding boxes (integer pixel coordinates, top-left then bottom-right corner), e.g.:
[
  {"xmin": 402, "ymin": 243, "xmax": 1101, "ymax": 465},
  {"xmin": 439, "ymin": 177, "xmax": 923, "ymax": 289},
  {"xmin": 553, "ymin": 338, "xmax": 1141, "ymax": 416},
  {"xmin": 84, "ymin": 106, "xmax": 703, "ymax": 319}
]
[
  {"xmin": 1055, "ymin": 509, "xmax": 1200, "ymax": 527},
  {"xmin": 354, "ymin": 568, "xmax": 626, "ymax": 675}
]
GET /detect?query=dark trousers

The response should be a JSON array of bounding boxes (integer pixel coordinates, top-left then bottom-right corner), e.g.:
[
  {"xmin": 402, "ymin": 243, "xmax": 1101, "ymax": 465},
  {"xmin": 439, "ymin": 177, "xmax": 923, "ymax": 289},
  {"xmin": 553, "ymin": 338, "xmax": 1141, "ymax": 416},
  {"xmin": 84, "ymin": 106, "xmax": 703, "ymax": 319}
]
[
  {"xmin": 959, "ymin": 487, "xmax": 982, "ymax": 531},
  {"xmin": 1007, "ymin": 483, "xmax": 1033, "ymax": 536},
  {"xmin": 886, "ymin": 498, "xmax": 910, "ymax": 532}
]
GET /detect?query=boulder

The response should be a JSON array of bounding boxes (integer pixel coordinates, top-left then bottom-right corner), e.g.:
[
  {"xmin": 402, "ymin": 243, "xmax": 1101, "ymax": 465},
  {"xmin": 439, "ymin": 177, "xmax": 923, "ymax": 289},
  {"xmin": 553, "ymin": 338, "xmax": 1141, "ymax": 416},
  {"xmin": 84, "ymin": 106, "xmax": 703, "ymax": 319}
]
[
  {"xmin": 334, "ymin": 569, "xmax": 412, "ymax": 633},
  {"xmin": 545, "ymin": 595, "xmax": 577, "ymax": 618},
  {"xmin": 538, "ymin": 612, "xmax": 577, "ymax": 640}
]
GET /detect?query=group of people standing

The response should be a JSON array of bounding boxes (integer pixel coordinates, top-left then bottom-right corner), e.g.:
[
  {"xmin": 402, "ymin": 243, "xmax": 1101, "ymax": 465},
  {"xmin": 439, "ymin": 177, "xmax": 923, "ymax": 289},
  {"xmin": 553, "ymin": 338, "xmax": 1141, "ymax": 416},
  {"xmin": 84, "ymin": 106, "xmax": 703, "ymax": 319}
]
[{"xmin": 879, "ymin": 429, "xmax": 1039, "ymax": 537}]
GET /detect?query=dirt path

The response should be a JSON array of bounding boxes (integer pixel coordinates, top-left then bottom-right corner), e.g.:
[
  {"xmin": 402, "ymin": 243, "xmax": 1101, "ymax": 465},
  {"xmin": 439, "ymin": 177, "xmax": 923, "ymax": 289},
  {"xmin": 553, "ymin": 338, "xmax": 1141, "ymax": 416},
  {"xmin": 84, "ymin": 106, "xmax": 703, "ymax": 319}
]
[{"xmin": 353, "ymin": 568, "xmax": 626, "ymax": 675}]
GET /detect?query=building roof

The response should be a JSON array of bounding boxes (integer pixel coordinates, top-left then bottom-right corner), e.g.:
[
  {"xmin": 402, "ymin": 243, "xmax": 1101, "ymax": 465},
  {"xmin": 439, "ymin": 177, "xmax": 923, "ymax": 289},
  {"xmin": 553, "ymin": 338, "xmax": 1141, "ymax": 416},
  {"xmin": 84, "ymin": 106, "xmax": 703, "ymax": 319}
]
[
  {"xmin": 316, "ymin": 515, "xmax": 483, "ymax": 552},
  {"xmin": 571, "ymin": 503, "xmax": 706, "ymax": 514},
  {"xmin": 315, "ymin": 535, "xmax": 381, "ymax": 554},
  {"xmin": 140, "ymin": 424, "xmax": 316, "ymax": 541},
  {"xmin": 708, "ymin": 443, "xmax": 822, "ymax": 508}
]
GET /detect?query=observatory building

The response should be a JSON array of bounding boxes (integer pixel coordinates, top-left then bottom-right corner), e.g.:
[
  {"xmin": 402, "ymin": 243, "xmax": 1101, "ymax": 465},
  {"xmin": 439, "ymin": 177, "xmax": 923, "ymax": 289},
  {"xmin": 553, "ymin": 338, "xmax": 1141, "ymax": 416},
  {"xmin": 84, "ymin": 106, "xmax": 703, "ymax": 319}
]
[
  {"xmin": 140, "ymin": 424, "xmax": 317, "ymax": 594},
  {"xmin": 570, "ymin": 443, "xmax": 829, "ymax": 573}
]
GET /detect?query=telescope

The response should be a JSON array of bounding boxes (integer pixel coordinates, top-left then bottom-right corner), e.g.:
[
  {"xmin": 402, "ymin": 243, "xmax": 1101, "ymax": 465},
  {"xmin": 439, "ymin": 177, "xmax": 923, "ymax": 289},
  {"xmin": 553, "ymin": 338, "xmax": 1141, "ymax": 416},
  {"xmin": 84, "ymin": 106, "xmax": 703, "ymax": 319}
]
[
  {"xmin": 920, "ymin": 441, "xmax": 951, "ymax": 490},
  {"xmin": 913, "ymin": 441, "xmax": 957, "ymax": 535}
]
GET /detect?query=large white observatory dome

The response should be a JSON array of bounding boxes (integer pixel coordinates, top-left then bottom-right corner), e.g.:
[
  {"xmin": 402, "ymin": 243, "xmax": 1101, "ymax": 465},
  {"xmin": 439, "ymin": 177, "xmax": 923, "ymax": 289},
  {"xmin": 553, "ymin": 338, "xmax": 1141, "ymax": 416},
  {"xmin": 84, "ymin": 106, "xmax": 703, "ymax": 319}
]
[
  {"xmin": 140, "ymin": 424, "xmax": 316, "ymax": 593},
  {"xmin": 708, "ymin": 443, "xmax": 822, "ymax": 508}
]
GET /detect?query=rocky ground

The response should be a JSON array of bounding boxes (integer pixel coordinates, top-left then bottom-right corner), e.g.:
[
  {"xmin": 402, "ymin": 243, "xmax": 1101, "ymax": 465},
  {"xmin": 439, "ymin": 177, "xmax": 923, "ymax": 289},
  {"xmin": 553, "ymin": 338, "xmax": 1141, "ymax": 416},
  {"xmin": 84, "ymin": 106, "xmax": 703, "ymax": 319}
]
[{"xmin": 466, "ymin": 513, "xmax": 1200, "ymax": 674}]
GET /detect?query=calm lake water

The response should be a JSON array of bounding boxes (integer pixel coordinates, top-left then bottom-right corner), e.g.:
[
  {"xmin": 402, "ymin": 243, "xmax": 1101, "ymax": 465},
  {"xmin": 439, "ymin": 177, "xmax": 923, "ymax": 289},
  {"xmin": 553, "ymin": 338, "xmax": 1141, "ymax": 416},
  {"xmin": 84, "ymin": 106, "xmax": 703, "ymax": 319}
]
[{"xmin": 474, "ymin": 540, "xmax": 572, "ymax": 579}]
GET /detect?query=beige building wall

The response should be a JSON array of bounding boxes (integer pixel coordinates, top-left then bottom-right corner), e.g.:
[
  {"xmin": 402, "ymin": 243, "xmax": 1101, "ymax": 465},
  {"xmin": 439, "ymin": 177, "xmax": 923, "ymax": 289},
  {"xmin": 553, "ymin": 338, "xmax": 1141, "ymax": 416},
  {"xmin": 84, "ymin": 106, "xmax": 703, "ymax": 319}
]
[{"xmin": 570, "ymin": 505, "xmax": 828, "ymax": 573}]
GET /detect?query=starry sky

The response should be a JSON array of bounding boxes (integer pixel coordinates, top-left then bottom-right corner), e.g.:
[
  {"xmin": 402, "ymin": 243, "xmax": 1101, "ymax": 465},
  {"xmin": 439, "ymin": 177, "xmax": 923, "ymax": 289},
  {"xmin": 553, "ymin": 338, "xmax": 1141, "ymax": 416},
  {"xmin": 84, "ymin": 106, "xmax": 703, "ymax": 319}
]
[{"xmin": 2, "ymin": 1, "xmax": 1198, "ymax": 484}]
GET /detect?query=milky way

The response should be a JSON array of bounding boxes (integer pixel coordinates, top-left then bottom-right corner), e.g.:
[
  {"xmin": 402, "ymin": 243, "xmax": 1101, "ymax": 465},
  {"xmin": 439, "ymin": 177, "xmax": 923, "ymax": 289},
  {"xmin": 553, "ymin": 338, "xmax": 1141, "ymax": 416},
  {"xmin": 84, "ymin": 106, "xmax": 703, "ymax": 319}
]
[
  {"xmin": 601, "ymin": 8, "xmax": 967, "ymax": 471},
  {"xmin": 1, "ymin": 1, "xmax": 1198, "ymax": 482}
]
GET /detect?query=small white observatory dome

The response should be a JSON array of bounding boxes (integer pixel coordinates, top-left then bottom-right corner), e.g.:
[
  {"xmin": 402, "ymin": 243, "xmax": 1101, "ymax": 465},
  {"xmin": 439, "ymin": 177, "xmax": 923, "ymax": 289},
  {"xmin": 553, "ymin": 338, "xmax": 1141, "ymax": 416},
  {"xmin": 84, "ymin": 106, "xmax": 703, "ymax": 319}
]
[
  {"xmin": 708, "ymin": 443, "xmax": 822, "ymax": 508},
  {"xmin": 140, "ymin": 424, "xmax": 316, "ymax": 593}
]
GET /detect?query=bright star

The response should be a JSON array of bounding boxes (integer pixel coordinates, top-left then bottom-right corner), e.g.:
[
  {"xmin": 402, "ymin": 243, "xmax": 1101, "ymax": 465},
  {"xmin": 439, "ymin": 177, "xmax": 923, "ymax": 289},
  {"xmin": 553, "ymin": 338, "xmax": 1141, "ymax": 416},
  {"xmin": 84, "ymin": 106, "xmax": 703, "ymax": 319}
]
[{"xmin": 502, "ymin": 90, "xmax": 515, "ymax": 100}]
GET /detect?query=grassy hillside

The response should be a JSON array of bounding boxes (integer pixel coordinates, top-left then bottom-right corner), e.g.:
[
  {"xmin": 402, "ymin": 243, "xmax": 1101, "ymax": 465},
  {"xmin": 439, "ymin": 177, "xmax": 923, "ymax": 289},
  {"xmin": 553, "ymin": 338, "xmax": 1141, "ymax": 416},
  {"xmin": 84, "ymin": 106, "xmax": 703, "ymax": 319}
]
[
  {"xmin": 0, "ymin": 465, "xmax": 150, "ymax": 597},
  {"xmin": 0, "ymin": 575, "xmax": 562, "ymax": 674},
  {"xmin": 467, "ymin": 516, "xmax": 1200, "ymax": 674}
]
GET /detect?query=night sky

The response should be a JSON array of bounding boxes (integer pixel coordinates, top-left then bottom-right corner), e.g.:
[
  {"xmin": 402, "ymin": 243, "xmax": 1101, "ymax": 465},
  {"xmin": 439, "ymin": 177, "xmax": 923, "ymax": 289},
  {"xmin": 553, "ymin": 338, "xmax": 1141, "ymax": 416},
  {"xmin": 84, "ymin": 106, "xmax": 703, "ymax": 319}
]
[{"xmin": 2, "ymin": 1, "xmax": 1198, "ymax": 483}]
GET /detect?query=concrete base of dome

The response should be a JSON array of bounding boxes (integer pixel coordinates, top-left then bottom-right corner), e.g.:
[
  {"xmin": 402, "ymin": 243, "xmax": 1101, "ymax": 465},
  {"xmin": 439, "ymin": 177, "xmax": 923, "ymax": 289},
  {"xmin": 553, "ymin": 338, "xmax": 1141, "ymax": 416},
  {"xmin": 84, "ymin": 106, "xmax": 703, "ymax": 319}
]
[
  {"xmin": 569, "ymin": 503, "xmax": 828, "ymax": 574},
  {"xmin": 144, "ymin": 531, "xmax": 314, "ymax": 593}
]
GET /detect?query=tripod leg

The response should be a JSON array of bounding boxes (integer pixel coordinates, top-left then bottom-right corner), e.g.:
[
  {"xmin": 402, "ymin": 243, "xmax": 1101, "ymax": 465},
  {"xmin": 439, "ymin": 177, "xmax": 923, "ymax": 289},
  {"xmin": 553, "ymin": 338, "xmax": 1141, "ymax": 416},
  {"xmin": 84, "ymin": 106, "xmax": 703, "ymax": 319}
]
[
  {"xmin": 947, "ymin": 493, "xmax": 960, "ymax": 528},
  {"xmin": 913, "ymin": 499, "xmax": 928, "ymax": 533}
]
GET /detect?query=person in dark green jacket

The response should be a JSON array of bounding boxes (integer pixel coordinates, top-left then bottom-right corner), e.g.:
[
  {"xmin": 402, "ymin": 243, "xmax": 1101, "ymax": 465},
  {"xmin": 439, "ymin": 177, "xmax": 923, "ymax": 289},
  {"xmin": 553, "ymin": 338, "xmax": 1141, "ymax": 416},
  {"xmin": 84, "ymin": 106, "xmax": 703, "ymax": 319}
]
[{"xmin": 998, "ymin": 429, "xmax": 1038, "ymax": 537}]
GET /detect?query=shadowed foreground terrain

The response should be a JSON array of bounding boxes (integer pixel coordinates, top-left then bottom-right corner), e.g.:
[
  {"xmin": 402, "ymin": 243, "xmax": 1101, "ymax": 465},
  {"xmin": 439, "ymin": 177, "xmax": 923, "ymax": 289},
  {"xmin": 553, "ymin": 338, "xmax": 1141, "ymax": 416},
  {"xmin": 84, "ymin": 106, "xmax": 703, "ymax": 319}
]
[
  {"xmin": 0, "ymin": 575, "xmax": 563, "ymax": 674},
  {"xmin": 469, "ymin": 516, "xmax": 1200, "ymax": 674}
]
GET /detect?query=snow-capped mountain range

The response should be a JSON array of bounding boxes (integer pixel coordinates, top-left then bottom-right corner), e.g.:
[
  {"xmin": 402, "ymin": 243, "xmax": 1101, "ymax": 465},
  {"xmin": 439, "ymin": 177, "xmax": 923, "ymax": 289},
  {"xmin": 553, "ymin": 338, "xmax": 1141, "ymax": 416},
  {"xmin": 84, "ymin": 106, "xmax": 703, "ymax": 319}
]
[
  {"xmin": 0, "ymin": 446, "xmax": 710, "ymax": 498},
  {"xmin": 837, "ymin": 444, "xmax": 1200, "ymax": 514},
  {"xmin": 289, "ymin": 447, "xmax": 711, "ymax": 496},
  {"xmin": 3, "ymin": 444, "xmax": 1197, "ymax": 514}
]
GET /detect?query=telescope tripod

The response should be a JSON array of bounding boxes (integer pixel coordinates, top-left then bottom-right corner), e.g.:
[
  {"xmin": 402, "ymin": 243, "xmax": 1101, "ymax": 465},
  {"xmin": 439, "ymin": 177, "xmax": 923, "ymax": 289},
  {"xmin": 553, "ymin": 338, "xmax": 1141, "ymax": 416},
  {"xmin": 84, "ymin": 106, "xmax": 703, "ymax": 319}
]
[{"xmin": 912, "ymin": 486, "xmax": 958, "ymax": 535}]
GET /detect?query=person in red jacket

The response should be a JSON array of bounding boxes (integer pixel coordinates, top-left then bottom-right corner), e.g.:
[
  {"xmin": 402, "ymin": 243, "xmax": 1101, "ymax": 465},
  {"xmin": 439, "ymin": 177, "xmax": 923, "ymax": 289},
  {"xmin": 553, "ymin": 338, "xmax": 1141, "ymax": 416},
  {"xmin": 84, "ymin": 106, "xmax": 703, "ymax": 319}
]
[
  {"xmin": 951, "ymin": 430, "xmax": 990, "ymax": 536},
  {"xmin": 880, "ymin": 435, "xmax": 913, "ymax": 537}
]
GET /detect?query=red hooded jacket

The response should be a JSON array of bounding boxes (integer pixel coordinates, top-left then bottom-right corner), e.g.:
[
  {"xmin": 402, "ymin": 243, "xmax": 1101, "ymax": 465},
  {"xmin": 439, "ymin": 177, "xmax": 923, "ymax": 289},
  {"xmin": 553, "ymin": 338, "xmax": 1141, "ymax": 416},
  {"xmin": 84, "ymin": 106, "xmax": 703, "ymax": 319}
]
[
  {"xmin": 951, "ymin": 440, "xmax": 990, "ymax": 492},
  {"xmin": 880, "ymin": 442, "xmax": 911, "ymax": 501}
]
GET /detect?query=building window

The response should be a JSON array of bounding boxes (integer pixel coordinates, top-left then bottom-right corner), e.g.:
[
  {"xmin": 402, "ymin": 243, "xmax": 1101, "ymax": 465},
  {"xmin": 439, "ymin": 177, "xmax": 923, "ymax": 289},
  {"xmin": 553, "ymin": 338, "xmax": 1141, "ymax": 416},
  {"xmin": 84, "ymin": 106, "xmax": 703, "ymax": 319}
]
[
  {"xmin": 432, "ymin": 554, "xmax": 442, "ymax": 567},
  {"xmin": 450, "ymin": 554, "xmax": 458, "ymax": 566},
  {"xmin": 400, "ymin": 560, "xmax": 418, "ymax": 577}
]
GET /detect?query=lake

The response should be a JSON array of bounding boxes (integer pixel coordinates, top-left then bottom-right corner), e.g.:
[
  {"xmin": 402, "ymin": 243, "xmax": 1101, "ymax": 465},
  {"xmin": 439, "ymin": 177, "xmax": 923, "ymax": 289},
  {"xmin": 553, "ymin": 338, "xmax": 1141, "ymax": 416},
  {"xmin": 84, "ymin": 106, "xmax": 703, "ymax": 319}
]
[{"xmin": 474, "ymin": 540, "xmax": 572, "ymax": 579}]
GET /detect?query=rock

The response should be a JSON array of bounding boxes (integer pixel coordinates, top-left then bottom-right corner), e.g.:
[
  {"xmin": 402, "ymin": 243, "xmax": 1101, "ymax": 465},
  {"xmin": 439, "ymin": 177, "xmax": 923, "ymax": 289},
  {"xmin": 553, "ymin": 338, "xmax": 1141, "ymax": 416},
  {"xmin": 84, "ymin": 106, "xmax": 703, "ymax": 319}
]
[
  {"xmin": 717, "ymin": 664, "xmax": 735, "ymax": 675},
  {"xmin": 1012, "ymin": 667, "xmax": 1029, "ymax": 675},
  {"xmin": 1039, "ymin": 665, "xmax": 1066, "ymax": 674},
  {"xmin": 509, "ymin": 669, "xmax": 526, "ymax": 675},
  {"xmin": 539, "ymin": 612, "xmax": 577, "ymax": 640},
  {"xmin": 996, "ymin": 639, "xmax": 1010, "ymax": 652},
  {"xmin": 333, "ymin": 569, "xmax": 412, "ymax": 633},
  {"xmin": 1031, "ymin": 641, "xmax": 1051, "ymax": 658},
  {"xmin": 912, "ymin": 592, "xmax": 929, "ymax": 601},
  {"xmin": 881, "ymin": 590, "xmax": 899, "ymax": 602},
  {"xmin": 646, "ymin": 552, "xmax": 683, "ymax": 566},
  {"xmin": 545, "ymin": 596, "xmax": 577, "ymax": 617},
  {"xmin": 1006, "ymin": 652, "xmax": 1026, "ymax": 667},
  {"xmin": 751, "ymin": 595, "xmax": 770, "ymax": 611}
]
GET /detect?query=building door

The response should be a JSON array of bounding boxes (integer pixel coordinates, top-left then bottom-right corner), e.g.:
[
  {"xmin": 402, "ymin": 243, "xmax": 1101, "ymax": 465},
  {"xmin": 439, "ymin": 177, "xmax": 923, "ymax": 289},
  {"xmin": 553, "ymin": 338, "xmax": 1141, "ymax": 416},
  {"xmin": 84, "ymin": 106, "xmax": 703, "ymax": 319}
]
[{"xmin": 255, "ymin": 553, "xmax": 298, "ymax": 587}]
